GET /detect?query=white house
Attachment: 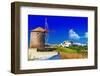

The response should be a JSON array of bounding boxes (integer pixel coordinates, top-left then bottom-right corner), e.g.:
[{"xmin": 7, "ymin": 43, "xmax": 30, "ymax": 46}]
[{"xmin": 60, "ymin": 41, "xmax": 72, "ymax": 47}]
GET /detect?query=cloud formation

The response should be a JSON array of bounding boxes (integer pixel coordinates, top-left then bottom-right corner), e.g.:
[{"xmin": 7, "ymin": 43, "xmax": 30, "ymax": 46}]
[
  {"xmin": 69, "ymin": 29, "xmax": 80, "ymax": 40},
  {"xmin": 69, "ymin": 29, "xmax": 88, "ymax": 40}
]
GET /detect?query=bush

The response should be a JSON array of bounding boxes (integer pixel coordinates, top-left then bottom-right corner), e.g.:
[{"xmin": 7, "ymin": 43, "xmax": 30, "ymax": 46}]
[{"xmin": 68, "ymin": 45, "xmax": 88, "ymax": 53}]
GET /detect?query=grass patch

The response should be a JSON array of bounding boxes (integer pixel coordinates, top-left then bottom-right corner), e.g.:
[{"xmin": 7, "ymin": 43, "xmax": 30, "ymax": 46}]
[{"xmin": 55, "ymin": 46, "xmax": 78, "ymax": 53}]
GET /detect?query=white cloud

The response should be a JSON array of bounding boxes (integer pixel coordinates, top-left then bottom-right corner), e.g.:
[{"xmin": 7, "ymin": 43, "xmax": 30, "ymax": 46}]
[
  {"xmin": 84, "ymin": 32, "xmax": 88, "ymax": 38},
  {"xmin": 69, "ymin": 29, "xmax": 80, "ymax": 40}
]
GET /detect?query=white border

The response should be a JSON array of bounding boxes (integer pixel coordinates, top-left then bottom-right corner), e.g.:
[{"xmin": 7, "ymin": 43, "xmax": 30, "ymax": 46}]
[{"xmin": 20, "ymin": 6, "xmax": 95, "ymax": 70}]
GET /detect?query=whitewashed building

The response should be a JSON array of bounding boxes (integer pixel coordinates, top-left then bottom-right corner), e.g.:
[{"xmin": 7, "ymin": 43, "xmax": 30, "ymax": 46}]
[{"xmin": 60, "ymin": 41, "xmax": 72, "ymax": 47}]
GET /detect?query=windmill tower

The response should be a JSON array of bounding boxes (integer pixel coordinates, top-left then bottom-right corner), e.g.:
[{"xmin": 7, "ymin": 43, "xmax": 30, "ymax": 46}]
[
  {"xmin": 30, "ymin": 17, "xmax": 54, "ymax": 51},
  {"xmin": 30, "ymin": 27, "xmax": 47, "ymax": 51}
]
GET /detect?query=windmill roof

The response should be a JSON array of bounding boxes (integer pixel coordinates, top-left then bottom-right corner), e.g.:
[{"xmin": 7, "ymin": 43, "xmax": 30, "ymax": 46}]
[{"xmin": 32, "ymin": 27, "xmax": 47, "ymax": 32}]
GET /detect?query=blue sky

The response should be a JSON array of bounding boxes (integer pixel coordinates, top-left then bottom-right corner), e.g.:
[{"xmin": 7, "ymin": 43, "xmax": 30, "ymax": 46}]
[{"xmin": 28, "ymin": 15, "xmax": 88, "ymax": 45}]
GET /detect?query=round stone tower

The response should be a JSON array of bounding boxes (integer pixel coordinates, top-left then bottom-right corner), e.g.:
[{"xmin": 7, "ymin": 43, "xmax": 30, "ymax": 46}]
[{"xmin": 30, "ymin": 27, "xmax": 47, "ymax": 51}]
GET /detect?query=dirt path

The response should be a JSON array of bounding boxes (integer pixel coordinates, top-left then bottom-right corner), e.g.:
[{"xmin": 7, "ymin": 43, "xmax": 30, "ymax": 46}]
[{"xmin": 60, "ymin": 52, "xmax": 87, "ymax": 59}]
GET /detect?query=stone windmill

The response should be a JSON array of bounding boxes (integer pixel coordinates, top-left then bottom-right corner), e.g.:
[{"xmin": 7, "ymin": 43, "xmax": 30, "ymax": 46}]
[
  {"xmin": 30, "ymin": 27, "xmax": 47, "ymax": 51},
  {"xmin": 30, "ymin": 18, "xmax": 55, "ymax": 51}
]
